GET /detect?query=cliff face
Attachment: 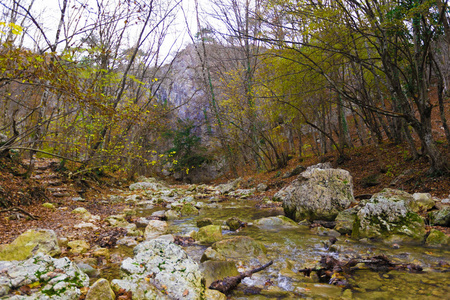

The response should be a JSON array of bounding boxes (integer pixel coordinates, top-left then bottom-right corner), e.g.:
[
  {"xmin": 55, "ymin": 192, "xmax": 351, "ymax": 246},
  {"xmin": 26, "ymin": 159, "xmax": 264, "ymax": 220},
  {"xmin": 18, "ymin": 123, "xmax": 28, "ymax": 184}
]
[{"xmin": 154, "ymin": 44, "xmax": 207, "ymax": 122}]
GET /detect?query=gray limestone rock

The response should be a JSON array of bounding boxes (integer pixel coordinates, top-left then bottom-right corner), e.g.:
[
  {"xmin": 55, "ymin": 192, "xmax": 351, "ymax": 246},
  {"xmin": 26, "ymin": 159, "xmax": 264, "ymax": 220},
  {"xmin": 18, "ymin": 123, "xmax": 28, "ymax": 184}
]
[{"xmin": 275, "ymin": 164, "xmax": 355, "ymax": 221}]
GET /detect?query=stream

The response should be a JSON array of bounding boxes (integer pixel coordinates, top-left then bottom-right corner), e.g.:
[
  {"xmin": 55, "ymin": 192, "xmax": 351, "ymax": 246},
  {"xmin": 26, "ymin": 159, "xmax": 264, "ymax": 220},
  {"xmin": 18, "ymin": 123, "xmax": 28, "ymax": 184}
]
[{"xmin": 101, "ymin": 194, "xmax": 450, "ymax": 300}]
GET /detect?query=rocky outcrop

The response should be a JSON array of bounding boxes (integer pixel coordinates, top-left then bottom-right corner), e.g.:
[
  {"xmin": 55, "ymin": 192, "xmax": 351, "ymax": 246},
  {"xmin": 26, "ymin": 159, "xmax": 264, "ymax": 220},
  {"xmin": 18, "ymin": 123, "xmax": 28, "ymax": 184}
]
[
  {"xmin": 0, "ymin": 253, "xmax": 89, "ymax": 299},
  {"xmin": 352, "ymin": 189, "xmax": 426, "ymax": 242},
  {"xmin": 112, "ymin": 239, "xmax": 204, "ymax": 300},
  {"xmin": 0, "ymin": 229, "xmax": 60, "ymax": 261},
  {"xmin": 275, "ymin": 164, "xmax": 354, "ymax": 221}
]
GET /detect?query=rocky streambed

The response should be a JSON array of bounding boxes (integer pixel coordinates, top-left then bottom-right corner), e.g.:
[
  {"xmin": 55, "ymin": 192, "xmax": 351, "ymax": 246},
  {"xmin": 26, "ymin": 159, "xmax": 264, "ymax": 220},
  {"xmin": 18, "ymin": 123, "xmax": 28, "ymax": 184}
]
[{"xmin": 0, "ymin": 164, "xmax": 449, "ymax": 299}]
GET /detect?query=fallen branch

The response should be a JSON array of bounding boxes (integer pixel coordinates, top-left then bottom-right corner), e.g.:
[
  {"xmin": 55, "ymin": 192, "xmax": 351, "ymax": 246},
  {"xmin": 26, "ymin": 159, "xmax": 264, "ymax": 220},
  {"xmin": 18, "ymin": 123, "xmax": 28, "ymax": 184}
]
[
  {"xmin": 0, "ymin": 207, "xmax": 39, "ymax": 220},
  {"xmin": 209, "ymin": 261, "xmax": 273, "ymax": 294},
  {"xmin": 299, "ymin": 255, "xmax": 423, "ymax": 287}
]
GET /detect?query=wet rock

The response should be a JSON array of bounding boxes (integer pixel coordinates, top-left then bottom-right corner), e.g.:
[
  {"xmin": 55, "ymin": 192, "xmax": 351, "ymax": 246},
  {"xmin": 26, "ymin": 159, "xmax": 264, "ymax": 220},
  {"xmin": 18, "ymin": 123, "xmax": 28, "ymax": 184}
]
[
  {"xmin": 226, "ymin": 217, "xmax": 245, "ymax": 231},
  {"xmin": 212, "ymin": 236, "xmax": 269, "ymax": 267},
  {"xmin": 428, "ymin": 207, "xmax": 450, "ymax": 227},
  {"xmin": 353, "ymin": 189, "xmax": 426, "ymax": 241},
  {"xmin": 123, "ymin": 208, "xmax": 136, "ymax": 216},
  {"xmin": 113, "ymin": 239, "xmax": 204, "ymax": 299},
  {"xmin": 0, "ymin": 229, "xmax": 60, "ymax": 261},
  {"xmin": 196, "ymin": 225, "xmax": 223, "ymax": 244},
  {"xmin": 311, "ymin": 226, "xmax": 341, "ymax": 237},
  {"xmin": 197, "ymin": 218, "xmax": 213, "ymax": 228},
  {"xmin": 144, "ymin": 220, "xmax": 169, "ymax": 240},
  {"xmin": 200, "ymin": 260, "xmax": 239, "ymax": 287},
  {"xmin": 151, "ymin": 210, "xmax": 166, "ymax": 219},
  {"xmin": 254, "ymin": 216, "xmax": 299, "ymax": 228},
  {"xmin": 0, "ymin": 253, "xmax": 89, "ymax": 299},
  {"xmin": 275, "ymin": 164, "xmax": 355, "ymax": 221},
  {"xmin": 205, "ymin": 289, "xmax": 227, "ymax": 300},
  {"xmin": 179, "ymin": 203, "xmax": 200, "ymax": 216},
  {"xmin": 135, "ymin": 217, "xmax": 150, "ymax": 227},
  {"xmin": 85, "ymin": 278, "xmax": 115, "ymax": 300},
  {"xmin": 334, "ymin": 207, "xmax": 358, "ymax": 234},
  {"xmin": 165, "ymin": 209, "xmax": 181, "ymax": 220},
  {"xmin": 67, "ymin": 240, "xmax": 90, "ymax": 254},
  {"xmin": 201, "ymin": 247, "xmax": 226, "ymax": 262},
  {"xmin": 425, "ymin": 229, "xmax": 449, "ymax": 246}
]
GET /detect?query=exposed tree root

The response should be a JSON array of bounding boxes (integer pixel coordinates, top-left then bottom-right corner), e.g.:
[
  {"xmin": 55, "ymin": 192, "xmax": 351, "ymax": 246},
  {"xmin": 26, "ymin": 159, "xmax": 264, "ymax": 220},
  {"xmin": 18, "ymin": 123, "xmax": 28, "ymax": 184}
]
[{"xmin": 0, "ymin": 207, "xmax": 39, "ymax": 220}]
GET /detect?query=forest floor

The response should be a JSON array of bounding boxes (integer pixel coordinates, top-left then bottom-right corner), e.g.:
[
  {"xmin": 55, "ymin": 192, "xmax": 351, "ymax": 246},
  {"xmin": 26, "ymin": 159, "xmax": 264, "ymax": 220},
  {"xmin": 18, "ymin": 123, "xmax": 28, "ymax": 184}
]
[{"xmin": 0, "ymin": 141, "xmax": 449, "ymax": 248}]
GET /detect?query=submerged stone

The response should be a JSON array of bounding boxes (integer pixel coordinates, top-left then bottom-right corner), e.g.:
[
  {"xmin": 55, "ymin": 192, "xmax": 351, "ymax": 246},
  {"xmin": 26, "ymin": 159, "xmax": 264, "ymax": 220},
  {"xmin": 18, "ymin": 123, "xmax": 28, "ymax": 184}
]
[
  {"xmin": 254, "ymin": 216, "xmax": 299, "ymax": 228},
  {"xmin": 196, "ymin": 225, "xmax": 223, "ymax": 244},
  {"xmin": 212, "ymin": 236, "xmax": 269, "ymax": 267},
  {"xmin": 200, "ymin": 260, "xmax": 239, "ymax": 287}
]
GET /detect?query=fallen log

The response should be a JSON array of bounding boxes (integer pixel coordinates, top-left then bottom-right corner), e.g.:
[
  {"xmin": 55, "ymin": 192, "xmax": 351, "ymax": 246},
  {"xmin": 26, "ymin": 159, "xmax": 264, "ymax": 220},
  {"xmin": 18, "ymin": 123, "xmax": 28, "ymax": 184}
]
[{"xmin": 209, "ymin": 261, "xmax": 273, "ymax": 294}]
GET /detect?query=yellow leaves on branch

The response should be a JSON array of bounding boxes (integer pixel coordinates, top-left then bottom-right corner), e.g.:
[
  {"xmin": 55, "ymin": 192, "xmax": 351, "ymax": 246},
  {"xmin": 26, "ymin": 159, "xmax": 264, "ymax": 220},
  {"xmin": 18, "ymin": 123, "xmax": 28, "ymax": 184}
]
[{"xmin": 0, "ymin": 22, "xmax": 23, "ymax": 36}]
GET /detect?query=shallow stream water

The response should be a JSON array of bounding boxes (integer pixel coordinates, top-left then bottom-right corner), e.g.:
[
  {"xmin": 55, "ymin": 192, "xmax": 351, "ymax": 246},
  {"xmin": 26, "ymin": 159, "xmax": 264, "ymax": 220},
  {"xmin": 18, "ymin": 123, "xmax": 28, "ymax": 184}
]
[{"xmin": 114, "ymin": 198, "xmax": 450, "ymax": 299}]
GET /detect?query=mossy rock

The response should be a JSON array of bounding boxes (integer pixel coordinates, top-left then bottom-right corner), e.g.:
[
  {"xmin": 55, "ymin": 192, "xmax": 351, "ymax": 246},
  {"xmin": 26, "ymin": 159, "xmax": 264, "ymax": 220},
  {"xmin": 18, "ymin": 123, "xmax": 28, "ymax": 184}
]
[
  {"xmin": 426, "ymin": 229, "xmax": 449, "ymax": 246},
  {"xmin": 254, "ymin": 216, "xmax": 299, "ymax": 228},
  {"xmin": 85, "ymin": 278, "xmax": 115, "ymax": 300},
  {"xmin": 334, "ymin": 207, "xmax": 358, "ymax": 235},
  {"xmin": 68, "ymin": 240, "xmax": 90, "ymax": 254},
  {"xmin": 352, "ymin": 190, "xmax": 426, "ymax": 241},
  {"xmin": 196, "ymin": 225, "xmax": 223, "ymax": 244},
  {"xmin": 0, "ymin": 229, "xmax": 60, "ymax": 261},
  {"xmin": 428, "ymin": 207, "xmax": 450, "ymax": 227},
  {"xmin": 178, "ymin": 203, "xmax": 199, "ymax": 216},
  {"xmin": 226, "ymin": 217, "xmax": 244, "ymax": 231},
  {"xmin": 200, "ymin": 260, "xmax": 239, "ymax": 287},
  {"xmin": 197, "ymin": 218, "xmax": 213, "ymax": 228}
]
